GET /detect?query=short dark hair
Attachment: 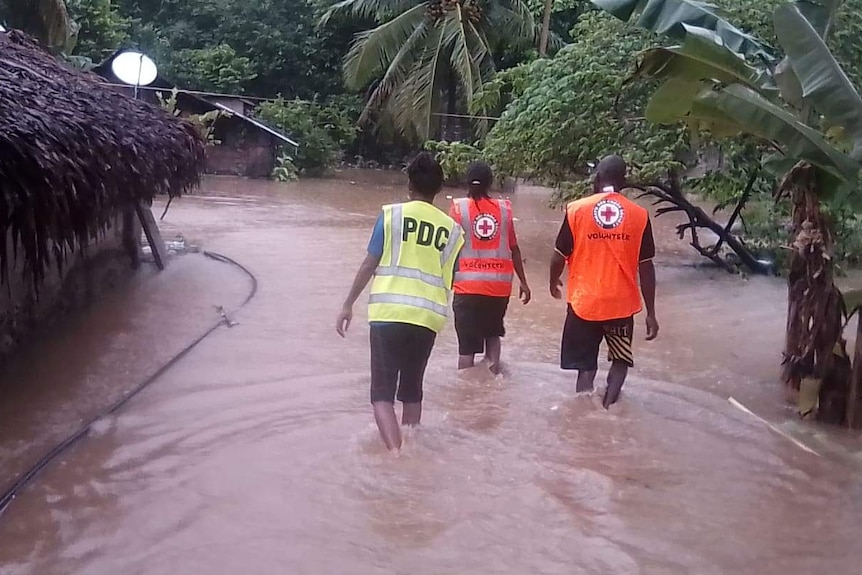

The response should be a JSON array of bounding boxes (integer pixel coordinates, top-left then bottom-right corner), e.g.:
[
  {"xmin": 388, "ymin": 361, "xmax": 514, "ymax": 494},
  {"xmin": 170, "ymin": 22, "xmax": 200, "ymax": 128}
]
[
  {"xmin": 594, "ymin": 155, "xmax": 627, "ymax": 193},
  {"xmin": 407, "ymin": 152, "xmax": 444, "ymax": 198},
  {"xmin": 465, "ymin": 161, "xmax": 494, "ymax": 199}
]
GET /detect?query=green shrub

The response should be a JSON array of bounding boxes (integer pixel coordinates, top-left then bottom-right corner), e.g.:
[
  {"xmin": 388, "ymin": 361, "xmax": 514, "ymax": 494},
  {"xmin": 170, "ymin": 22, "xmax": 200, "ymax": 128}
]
[
  {"xmin": 272, "ymin": 153, "xmax": 300, "ymax": 182},
  {"xmin": 483, "ymin": 11, "xmax": 685, "ymax": 193},
  {"xmin": 257, "ymin": 96, "xmax": 358, "ymax": 176},
  {"xmin": 423, "ymin": 140, "xmax": 485, "ymax": 184}
]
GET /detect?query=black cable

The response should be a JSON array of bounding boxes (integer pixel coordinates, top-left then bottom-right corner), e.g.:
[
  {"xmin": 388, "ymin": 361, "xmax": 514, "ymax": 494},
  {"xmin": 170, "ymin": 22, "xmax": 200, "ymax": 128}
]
[{"xmin": 0, "ymin": 251, "xmax": 258, "ymax": 516}]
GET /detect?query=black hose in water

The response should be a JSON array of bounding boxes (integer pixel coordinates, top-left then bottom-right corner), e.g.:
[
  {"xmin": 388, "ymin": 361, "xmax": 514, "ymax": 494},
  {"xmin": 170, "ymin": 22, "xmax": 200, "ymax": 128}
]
[{"xmin": 0, "ymin": 251, "xmax": 258, "ymax": 516}]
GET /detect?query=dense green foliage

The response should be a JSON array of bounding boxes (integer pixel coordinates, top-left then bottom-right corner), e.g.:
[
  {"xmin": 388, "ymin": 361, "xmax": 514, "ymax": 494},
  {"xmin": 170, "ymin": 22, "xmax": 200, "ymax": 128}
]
[
  {"xmin": 479, "ymin": 0, "xmax": 862, "ymax": 265},
  {"xmin": 257, "ymin": 96, "xmax": 359, "ymax": 175},
  {"xmin": 581, "ymin": 0, "xmax": 862, "ymax": 269},
  {"xmin": 424, "ymin": 140, "xmax": 484, "ymax": 183},
  {"xmin": 168, "ymin": 44, "xmax": 257, "ymax": 94},
  {"xmin": 484, "ymin": 10, "xmax": 686, "ymax": 190},
  {"xmin": 110, "ymin": 0, "xmax": 356, "ymax": 99},
  {"xmin": 65, "ymin": 0, "xmax": 128, "ymax": 61}
]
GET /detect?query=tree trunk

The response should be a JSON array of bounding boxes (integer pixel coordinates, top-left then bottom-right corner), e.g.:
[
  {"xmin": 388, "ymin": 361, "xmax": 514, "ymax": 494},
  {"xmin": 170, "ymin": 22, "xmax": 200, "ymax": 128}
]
[
  {"xmin": 539, "ymin": 0, "xmax": 554, "ymax": 57},
  {"xmin": 849, "ymin": 314, "xmax": 862, "ymax": 428},
  {"xmin": 443, "ymin": 72, "xmax": 459, "ymax": 141},
  {"xmin": 777, "ymin": 163, "xmax": 849, "ymax": 424}
]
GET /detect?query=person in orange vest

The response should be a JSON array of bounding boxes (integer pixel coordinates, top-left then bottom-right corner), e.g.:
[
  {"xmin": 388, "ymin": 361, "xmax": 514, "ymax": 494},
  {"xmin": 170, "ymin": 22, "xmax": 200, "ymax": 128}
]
[
  {"xmin": 549, "ymin": 155, "xmax": 659, "ymax": 408},
  {"xmin": 450, "ymin": 161, "xmax": 531, "ymax": 374}
]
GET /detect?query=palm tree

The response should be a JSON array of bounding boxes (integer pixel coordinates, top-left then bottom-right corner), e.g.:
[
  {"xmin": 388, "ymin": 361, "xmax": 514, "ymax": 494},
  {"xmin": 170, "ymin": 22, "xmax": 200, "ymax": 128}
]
[
  {"xmin": 538, "ymin": 0, "xmax": 553, "ymax": 56},
  {"xmin": 319, "ymin": 0, "xmax": 541, "ymax": 140},
  {"xmin": 591, "ymin": 0, "xmax": 862, "ymax": 426}
]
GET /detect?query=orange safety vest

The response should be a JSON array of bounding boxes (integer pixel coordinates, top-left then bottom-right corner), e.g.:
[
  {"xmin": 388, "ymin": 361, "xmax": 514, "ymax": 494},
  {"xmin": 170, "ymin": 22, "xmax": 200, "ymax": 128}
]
[
  {"xmin": 566, "ymin": 192, "xmax": 648, "ymax": 321},
  {"xmin": 451, "ymin": 197, "xmax": 515, "ymax": 297}
]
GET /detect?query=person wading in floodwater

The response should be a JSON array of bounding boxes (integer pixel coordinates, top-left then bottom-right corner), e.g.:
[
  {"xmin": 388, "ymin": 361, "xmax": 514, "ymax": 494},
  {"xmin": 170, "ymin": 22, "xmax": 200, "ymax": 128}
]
[
  {"xmin": 337, "ymin": 152, "xmax": 465, "ymax": 450},
  {"xmin": 449, "ymin": 161, "xmax": 531, "ymax": 373},
  {"xmin": 549, "ymin": 155, "xmax": 659, "ymax": 408}
]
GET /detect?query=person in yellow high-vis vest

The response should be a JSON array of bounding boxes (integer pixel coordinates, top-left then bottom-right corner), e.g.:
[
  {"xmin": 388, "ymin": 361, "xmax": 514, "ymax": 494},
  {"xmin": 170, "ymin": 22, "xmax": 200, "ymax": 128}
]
[{"xmin": 337, "ymin": 153, "xmax": 465, "ymax": 451}]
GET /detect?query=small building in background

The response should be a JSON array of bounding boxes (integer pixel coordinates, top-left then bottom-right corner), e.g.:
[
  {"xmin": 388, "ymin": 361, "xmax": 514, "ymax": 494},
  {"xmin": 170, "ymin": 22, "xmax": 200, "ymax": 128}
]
[{"xmin": 93, "ymin": 52, "xmax": 298, "ymax": 179}]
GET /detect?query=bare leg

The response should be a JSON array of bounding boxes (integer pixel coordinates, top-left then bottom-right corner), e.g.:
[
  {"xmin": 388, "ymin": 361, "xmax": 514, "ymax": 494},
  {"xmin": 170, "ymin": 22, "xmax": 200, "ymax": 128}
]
[
  {"xmin": 485, "ymin": 337, "xmax": 502, "ymax": 374},
  {"xmin": 603, "ymin": 361, "xmax": 629, "ymax": 408},
  {"xmin": 576, "ymin": 370, "xmax": 598, "ymax": 393},
  {"xmin": 402, "ymin": 402, "xmax": 422, "ymax": 426},
  {"xmin": 372, "ymin": 402, "xmax": 402, "ymax": 450},
  {"xmin": 458, "ymin": 355, "xmax": 475, "ymax": 370}
]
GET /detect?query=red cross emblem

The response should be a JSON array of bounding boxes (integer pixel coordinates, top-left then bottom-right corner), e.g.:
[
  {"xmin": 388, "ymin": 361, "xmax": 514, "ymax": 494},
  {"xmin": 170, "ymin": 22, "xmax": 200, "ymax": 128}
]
[
  {"xmin": 473, "ymin": 213, "xmax": 499, "ymax": 240},
  {"xmin": 592, "ymin": 199, "xmax": 624, "ymax": 229}
]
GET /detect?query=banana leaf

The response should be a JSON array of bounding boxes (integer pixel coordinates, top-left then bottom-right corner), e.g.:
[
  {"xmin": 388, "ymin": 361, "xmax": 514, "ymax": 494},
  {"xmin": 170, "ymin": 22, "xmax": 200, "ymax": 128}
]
[
  {"xmin": 646, "ymin": 77, "xmax": 748, "ymax": 139},
  {"xmin": 646, "ymin": 78, "xmax": 702, "ymax": 123},
  {"xmin": 793, "ymin": 0, "xmax": 843, "ymax": 36},
  {"xmin": 590, "ymin": 0, "xmax": 772, "ymax": 60},
  {"xmin": 774, "ymin": 3, "xmax": 862, "ymax": 161},
  {"xmin": 773, "ymin": 2, "xmax": 844, "ymax": 111},
  {"xmin": 634, "ymin": 24, "xmax": 773, "ymax": 90},
  {"xmin": 697, "ymin": 84, "xmax": 860, "ymax": 182}
]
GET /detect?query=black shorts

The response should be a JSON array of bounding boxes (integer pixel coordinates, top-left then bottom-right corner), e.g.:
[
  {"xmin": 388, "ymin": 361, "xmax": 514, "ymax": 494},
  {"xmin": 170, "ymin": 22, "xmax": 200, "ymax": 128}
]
[
  {"xmin": 453, "ymin": 294, "xmax": 509, "ymax": 355},
  {"xmin": 561, "ymin": 306, "xmax": 634, "ymax": 371},
  {"xmin": 370, "ymin": 323, "xmax": 436, "ymax": 403}
]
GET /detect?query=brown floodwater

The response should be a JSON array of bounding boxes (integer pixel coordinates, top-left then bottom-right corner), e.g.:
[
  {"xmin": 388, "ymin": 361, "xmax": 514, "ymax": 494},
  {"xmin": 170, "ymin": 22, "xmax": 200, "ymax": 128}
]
[{"xmin": 1, "ymin": 172, "xmax": 861, "ymax": 574}]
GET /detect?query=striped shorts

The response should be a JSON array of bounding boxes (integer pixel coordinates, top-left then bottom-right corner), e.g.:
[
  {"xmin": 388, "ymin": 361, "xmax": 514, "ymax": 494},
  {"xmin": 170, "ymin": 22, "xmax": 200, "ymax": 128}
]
[{"xmin": 560, "ymin": 306, "xmax": 634, "ymax": 371}]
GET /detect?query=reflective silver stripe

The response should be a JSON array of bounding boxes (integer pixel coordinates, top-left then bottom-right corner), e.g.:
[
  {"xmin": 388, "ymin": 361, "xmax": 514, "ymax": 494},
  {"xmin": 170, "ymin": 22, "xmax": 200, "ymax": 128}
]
[
  {"xmin": 462, "ymin": 246, "xmax": 507, "ymax": 257},
  {"xmin": 388, "ymin": 204, "xmax": 403, "ymax": 264},
  {"xmin": 376, "ymin": 265, "xmax": 445, "ymax": 288},
  {"xmin": 369, "ymin": 293, "xmax": 449, "ymax": 317},
  {"xmin": 440, "ymin": 222, "xmax": 463, "ymax": 266},
  {"xmin": 456, "ymin": 198, "xmax": 471, "ymax": 232},
  {"xmin": 454, "ymin": 271, "xmax": 514, "ymax": 283},
  {"xmin": 499, "ymin": 201, "xmax": 511, "ymax": 252}
]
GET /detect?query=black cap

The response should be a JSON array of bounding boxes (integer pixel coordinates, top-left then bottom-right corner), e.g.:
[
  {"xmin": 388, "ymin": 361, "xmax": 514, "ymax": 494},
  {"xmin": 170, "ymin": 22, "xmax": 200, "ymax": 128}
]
[{"xmin": 465, "ymin": 161, "xmax": 493, "ymax": 188}]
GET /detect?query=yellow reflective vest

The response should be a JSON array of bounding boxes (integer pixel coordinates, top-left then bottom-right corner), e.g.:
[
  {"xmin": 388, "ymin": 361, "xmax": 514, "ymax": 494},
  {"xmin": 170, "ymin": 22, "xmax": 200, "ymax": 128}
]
[{"xmin": 368, "ymin": 200, "xmax": 465, "ymax": 333}]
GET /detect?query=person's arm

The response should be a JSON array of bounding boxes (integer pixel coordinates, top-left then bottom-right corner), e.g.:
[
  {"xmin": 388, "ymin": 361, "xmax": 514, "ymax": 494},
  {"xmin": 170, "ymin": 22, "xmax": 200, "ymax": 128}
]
[
  {"xmin": 511, "ymin": 245, "xmax": 531, "ymax": 304},
  {"xmin": 638, "ymin": 218, "xmax": 659, "ymax": 340},
  {"xmin": 337, "ymin": 254, "xmax": 380, "ymax": 337},
  {"xmin": 337, "ymin": 213, "xmax": 384, "ymax": 337},
  {"xmin": 508, "ymin": 216, "xmax": 531, "ymax": 304},
  {"xmin": 550, "ymin": 213, "xmax": 572, "ymax": 299}
]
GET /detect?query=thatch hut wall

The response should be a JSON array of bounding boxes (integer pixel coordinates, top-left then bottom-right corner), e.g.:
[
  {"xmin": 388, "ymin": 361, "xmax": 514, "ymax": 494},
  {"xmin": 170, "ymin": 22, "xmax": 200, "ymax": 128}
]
[
  {"xmin": 0, "ymin": 30, "xmax": 207, "ymax": 356},
  {"xmin": 0, "ymin": 223, "xmax": 127, "ymax": 356}
]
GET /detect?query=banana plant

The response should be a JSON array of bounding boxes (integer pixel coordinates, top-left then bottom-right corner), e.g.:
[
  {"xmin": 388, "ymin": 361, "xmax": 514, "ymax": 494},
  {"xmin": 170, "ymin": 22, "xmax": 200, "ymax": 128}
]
[
  {"xmin": 592, "ymin": 0, "xmax": 862, "ymax": 200},
  {"xmin": 591, "ymin": 0, "xmax": 862, "ymax": 426}
]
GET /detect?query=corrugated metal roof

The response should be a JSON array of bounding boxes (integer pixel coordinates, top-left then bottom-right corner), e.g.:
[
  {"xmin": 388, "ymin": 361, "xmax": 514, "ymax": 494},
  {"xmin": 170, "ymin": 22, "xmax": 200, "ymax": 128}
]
[{"xmin": 211, "ymin": 102, "xmax": 299, "ymax": 148}]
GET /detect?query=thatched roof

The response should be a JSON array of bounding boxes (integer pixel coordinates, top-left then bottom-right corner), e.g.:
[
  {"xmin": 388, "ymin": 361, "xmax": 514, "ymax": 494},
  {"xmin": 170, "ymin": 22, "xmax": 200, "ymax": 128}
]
[{"xmin": 0, "ymin": 30, "xmax": 206, "ymax": 287}]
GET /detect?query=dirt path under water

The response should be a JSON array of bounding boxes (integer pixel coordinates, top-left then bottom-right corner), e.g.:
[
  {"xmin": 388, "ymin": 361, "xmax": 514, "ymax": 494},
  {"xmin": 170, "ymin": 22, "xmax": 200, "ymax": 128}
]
[{"xmin": 0, "ymin": 172, "xmax": 861, "ymax": 574}]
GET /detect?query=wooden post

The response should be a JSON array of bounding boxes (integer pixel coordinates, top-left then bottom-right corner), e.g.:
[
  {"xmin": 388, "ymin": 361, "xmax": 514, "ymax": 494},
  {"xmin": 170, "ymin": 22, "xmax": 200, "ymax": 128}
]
[
  {"xmin": 848, "ymin": 313, "xmax": 862, "ymax": 428},
  {"xmin": 135, "ymin": 201, "xmax": 167, "ymax": 271},
  {"xmin": 122, "ymin": 203, "xmax": 142, "ymax": 270}
]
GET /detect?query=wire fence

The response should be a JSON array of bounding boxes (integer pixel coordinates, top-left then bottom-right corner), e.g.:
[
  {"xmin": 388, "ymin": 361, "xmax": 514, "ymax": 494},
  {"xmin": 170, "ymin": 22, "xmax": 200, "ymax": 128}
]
[{"xmin": 103, "ymin": 83, "xmax": 502, "ymax": 121}]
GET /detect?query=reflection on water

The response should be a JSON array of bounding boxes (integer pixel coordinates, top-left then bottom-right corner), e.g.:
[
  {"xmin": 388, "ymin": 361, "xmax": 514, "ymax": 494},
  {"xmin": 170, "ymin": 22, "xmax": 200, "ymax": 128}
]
[{"xmin": 0, "ymin": 172, "xmax": 861, "ymax": 574}]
